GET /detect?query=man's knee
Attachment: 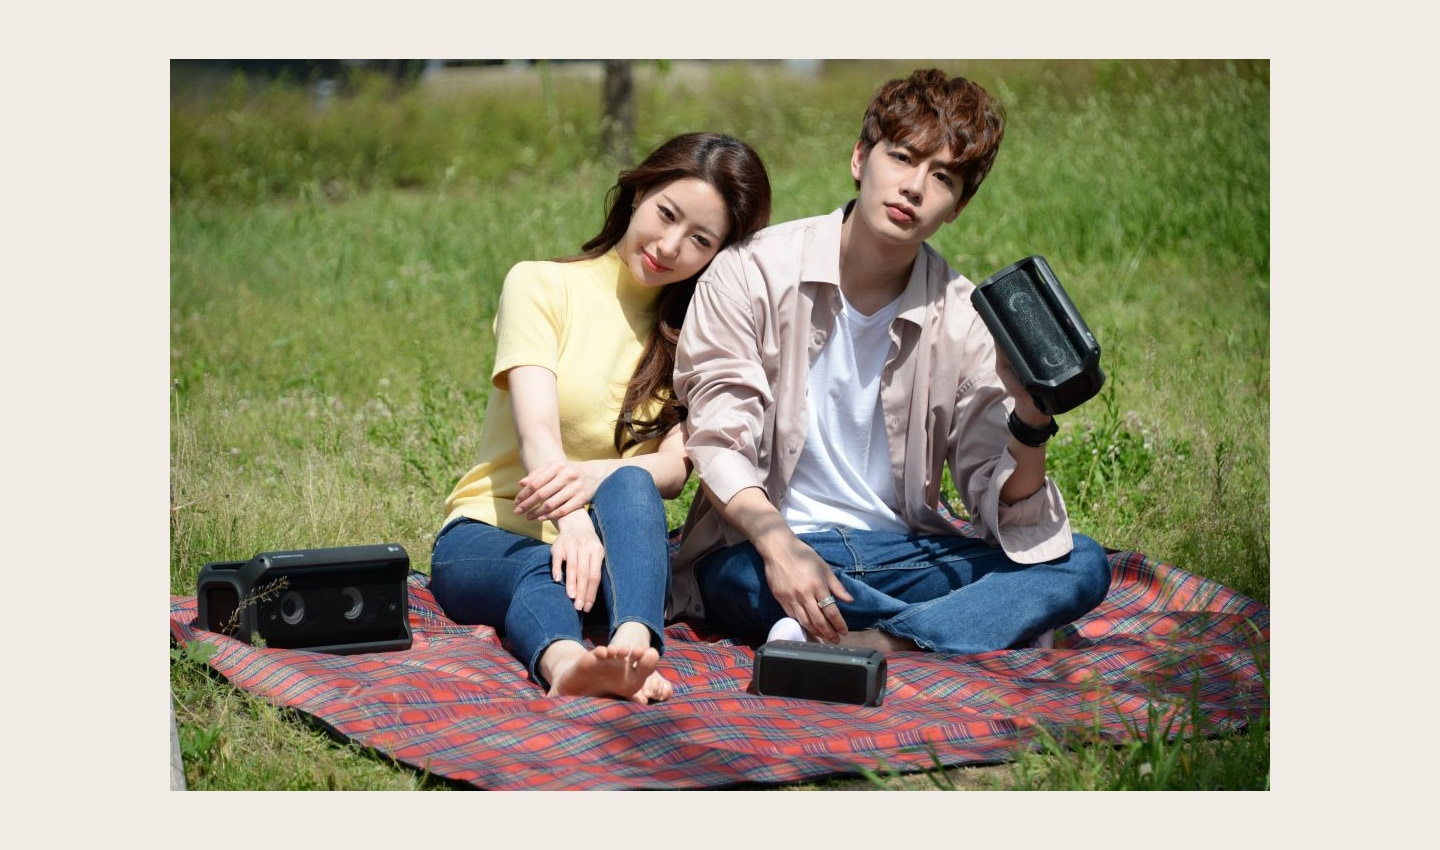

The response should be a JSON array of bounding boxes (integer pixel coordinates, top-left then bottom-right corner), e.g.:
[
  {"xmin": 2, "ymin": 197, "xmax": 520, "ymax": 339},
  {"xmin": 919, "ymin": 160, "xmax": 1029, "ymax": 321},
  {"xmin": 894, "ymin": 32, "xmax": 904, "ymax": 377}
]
[
  {"xmin": 698, "ymin": 544, "xmax": 763, "ymax": 593},
  {"xmin": 697, "ymin": 544, "xmax": 774, "ymax": 636},
  {"xmin": 1070, "ymin": 534, "xmax": 1112, "ymax": 607}
]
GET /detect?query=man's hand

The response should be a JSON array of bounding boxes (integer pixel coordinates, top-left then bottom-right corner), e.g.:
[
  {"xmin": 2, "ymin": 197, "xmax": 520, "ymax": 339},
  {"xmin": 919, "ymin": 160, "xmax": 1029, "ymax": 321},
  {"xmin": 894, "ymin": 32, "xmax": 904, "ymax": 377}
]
[
  {"xmin": 994, "ymin": 347, "xmax": 1052, "ymax": 429},
  {"xmin": 761, "ymin": 533, "xmax": 853, "ymax": 643},
  {"xmin": 706, "ymin": 486, "xmax": 855, "ymax": 642}
]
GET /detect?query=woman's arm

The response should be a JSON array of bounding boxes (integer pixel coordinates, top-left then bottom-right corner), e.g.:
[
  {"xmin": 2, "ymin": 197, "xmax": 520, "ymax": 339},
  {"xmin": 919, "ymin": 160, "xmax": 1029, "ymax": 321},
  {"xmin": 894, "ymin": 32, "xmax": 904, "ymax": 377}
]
[
  {"xmin": 508, "ymin": 365, "xmax": 692, "ymax": 524},
  {"xmin": 504, "ymin": 364, "xmax": 599, "ymax": 609}
]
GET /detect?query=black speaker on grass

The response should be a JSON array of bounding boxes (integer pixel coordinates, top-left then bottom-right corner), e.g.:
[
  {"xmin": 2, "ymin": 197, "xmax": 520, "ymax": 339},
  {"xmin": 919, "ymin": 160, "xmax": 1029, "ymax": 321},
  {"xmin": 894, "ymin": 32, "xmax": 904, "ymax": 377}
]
[
  {"xmin": 195, "ymin": 543, "xmax": 412, "ymax": 654},
  {"xmin": 971, "ymin": 255, "xmax": 1105, "ymax": 415}
]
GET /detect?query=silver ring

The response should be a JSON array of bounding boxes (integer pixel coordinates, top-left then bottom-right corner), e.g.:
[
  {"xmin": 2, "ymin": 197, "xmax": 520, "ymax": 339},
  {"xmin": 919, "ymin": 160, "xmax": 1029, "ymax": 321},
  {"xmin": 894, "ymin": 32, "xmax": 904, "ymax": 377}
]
[{"xmin": 817, "ymin": 595, "xmax": 837, "ymax": 609}]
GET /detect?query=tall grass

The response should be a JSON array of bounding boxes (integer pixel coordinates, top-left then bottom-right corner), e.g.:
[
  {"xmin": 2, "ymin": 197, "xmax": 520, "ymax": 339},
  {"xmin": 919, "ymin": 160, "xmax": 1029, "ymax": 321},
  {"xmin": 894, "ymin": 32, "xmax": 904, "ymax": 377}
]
[{"xmin": 170, "ymin": 59, "xmax": 1268, "ymax": 789}]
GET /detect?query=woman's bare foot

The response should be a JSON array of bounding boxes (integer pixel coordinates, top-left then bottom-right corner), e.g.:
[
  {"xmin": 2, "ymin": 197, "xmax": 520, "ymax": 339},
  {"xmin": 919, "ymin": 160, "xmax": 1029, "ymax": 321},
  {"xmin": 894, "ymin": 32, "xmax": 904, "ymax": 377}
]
[
  {"xmin": 547, "ymin": 644, "xmax": 669, "ymax": 703},
  {"xmin": 639, "ymin": 670, "xmax": 674, "ymax": 702}
]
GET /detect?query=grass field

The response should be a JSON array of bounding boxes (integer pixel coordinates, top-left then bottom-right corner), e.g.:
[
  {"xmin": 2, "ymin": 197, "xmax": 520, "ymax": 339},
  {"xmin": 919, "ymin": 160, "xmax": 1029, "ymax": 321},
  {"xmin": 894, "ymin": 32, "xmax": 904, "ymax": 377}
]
[{"xmin": 169, "ymin": 59, "xmax": 1269, "ymax": 790}]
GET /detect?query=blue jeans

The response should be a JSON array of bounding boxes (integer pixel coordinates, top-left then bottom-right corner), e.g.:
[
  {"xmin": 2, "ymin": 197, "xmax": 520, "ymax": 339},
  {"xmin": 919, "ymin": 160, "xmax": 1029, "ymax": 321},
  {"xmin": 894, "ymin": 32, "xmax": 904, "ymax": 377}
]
[
  {"xmin": 696, "ymin": 527, "xmax": 1111, "ymax": 654},
  {"xmin": 429, "ymin": 467, "xmax": 671, "ymax": 687}
]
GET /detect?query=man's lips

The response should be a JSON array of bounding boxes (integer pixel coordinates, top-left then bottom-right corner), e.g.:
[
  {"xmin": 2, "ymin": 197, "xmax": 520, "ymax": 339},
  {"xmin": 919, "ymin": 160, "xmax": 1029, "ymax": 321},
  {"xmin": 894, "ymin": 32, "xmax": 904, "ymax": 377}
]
[
  {"xmin": 642, "ymin": 250, "xmax": 672, "ymax": 273},
  {"xmin": 885, "ymin": 203, "xmax": 916, "ymax": 224}
]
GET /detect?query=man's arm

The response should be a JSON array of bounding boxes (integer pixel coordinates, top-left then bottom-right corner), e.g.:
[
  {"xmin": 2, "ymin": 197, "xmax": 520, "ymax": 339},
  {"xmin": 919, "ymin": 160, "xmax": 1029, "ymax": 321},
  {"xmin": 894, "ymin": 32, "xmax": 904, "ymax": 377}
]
[
  {"xmin": 947, "ymin": 324, "xmax": 1073, "ymax": 564},
  {"xmin": 673, "ymin": 250, "xmax": 773, "ymax": 506},
  {"xmin": 677, "ymin": 246, "xmax": 851, "ymax": 640},
  {"xmin": 994, "ymin": 348, "xmax": 1052, "ymax": 505},
  {"xmin": 700, "ymin": 484, "xmax": 852, "ymax": 642}
]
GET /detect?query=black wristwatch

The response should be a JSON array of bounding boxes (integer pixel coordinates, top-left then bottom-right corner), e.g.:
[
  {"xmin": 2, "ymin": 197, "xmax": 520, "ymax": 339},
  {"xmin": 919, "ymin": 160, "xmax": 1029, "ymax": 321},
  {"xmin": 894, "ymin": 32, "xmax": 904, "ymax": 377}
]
[{"xmin": 1007, "ymin": 410, "xmax": 1059, "ymax": 447}]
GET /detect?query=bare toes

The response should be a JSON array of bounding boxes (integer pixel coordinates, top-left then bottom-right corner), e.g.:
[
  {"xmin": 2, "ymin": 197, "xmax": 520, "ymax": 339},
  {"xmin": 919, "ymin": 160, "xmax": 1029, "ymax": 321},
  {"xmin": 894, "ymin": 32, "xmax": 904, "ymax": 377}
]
[{"xmin": 640, "ymin": 671, "xmax": 674, "ymax": 702}]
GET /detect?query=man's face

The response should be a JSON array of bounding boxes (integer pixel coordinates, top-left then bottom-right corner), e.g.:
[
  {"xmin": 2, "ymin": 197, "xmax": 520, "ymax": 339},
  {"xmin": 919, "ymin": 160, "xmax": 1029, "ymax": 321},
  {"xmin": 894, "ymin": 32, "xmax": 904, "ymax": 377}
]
[{"xmin": 850, "ymin": 139, "xmax": 968, "ymax": 245}]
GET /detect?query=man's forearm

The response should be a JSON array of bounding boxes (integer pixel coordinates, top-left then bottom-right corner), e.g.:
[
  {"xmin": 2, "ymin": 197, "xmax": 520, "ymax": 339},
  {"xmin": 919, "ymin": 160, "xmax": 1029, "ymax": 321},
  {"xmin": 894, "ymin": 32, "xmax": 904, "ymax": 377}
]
[{"xmin": 701, "ymin": 482, "xmax": 798, "ymax": 558}]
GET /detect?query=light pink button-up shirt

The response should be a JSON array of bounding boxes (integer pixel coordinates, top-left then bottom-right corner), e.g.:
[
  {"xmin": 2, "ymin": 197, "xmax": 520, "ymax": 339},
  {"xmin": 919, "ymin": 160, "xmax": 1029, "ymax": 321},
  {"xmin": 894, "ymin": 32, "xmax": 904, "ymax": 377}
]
[{"xmin": 669, "ymin": 206, "xmax": 1073, "ymax": 620}]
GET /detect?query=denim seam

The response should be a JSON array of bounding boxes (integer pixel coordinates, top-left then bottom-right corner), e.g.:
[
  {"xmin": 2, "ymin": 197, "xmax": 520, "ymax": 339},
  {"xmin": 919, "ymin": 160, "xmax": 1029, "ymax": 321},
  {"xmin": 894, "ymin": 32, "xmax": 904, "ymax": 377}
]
[
  {"xmin": 834, "ymin": 526, "xmax": 866, "ymax": 574},
  {"xmin": 588, "ymin": 505, "xmax": 666, "ymax": 652}
]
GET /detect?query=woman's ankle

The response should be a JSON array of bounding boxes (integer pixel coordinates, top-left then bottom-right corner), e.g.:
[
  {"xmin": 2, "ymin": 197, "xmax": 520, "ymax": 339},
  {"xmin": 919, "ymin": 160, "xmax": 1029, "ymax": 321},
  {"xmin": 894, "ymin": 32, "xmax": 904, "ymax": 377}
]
[
  {"xmin": 610, "ymin": 620, "xmax": 655, "ymax": 650},
  {"xmin": 537, "ymin": 639, "xmax": 588, "ymax": 690}
]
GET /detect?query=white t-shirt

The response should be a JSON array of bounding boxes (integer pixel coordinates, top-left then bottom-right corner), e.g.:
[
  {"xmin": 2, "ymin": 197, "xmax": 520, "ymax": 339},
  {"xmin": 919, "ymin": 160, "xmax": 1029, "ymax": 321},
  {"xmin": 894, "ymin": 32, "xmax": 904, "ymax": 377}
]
[{"xmin": 782, "ymin": 290, "xmax": 909, "ymax": 534}]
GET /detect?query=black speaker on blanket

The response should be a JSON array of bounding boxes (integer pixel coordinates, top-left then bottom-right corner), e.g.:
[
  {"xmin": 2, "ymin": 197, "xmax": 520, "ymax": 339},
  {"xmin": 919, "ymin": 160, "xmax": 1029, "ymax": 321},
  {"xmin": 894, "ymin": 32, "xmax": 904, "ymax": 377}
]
[
  {"xmin": 752, "ymin": 641, "xmax": 887, "ymax": 707},
  {"xmin": 195, "ymin": 543, "xmax": 412, "ymax": 654},
  {"xmin": 971, "ymin": 255, "xmax": 1105, "ymax": 416}
]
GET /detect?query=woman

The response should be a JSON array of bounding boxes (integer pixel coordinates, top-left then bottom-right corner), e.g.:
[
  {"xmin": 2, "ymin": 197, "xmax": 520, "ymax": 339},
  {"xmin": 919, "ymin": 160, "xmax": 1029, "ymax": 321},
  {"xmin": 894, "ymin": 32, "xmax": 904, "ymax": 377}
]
[{"xmin": 431, "ymin": 133, "xmax": 772, "ymax": 703}]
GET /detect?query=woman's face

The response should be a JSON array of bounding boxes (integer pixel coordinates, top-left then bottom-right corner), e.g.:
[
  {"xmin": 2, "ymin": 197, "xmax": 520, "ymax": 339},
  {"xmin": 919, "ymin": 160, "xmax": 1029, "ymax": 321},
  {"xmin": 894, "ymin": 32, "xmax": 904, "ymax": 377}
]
[{"xmin": 617, "ymin": 177, "xmax": 731, "ymax": 287}]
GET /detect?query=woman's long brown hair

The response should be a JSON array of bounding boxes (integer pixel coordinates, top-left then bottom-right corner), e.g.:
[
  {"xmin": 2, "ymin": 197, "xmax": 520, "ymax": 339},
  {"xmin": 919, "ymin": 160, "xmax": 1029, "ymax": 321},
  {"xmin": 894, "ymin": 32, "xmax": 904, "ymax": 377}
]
[{"xmin": 561, "ymin": 132, "xmax": 772, "ymax": 453}]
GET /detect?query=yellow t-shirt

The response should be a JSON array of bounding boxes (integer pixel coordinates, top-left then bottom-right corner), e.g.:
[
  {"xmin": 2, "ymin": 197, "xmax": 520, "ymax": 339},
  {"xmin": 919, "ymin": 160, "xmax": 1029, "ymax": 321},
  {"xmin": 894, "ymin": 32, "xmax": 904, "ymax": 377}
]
[{"xmin": 443, "ymin": 250, "xmax": 665, "ymax": 542}]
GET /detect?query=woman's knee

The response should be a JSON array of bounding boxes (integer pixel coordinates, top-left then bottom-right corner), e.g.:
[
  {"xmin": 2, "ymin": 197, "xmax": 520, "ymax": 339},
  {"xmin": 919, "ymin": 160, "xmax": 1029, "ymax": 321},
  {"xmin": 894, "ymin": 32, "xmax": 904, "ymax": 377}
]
[
  {"xmin": 427, "ymin": 521, "xmax": 552, "ymax": 616},
  {"xmin": 591, "ymin": 466, "xmax": 663, "ymax": 518},
  {"xmin": 594, "ymin": 465, "xmax": 659, "ymax": 500}
]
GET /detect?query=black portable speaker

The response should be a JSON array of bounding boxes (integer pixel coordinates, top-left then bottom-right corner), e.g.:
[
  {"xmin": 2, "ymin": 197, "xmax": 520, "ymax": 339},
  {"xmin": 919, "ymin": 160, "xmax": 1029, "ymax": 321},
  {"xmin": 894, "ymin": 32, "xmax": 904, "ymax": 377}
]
[
  {"xmin": 752, "ymin": 640, "xmax": 887, "ymax": 707},
  {"xmin": 971, "ymin": 255, "xmax": 1105, "ymax": 415},
  {"xmin": 195, "ymin": 543, "xmax": 412, "ymax": 654}
]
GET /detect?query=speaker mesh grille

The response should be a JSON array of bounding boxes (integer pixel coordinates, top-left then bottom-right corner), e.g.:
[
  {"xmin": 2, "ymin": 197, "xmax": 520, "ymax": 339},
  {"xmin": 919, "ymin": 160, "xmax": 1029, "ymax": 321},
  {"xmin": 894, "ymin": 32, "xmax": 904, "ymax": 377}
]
[
  {"xmin": 986, "ymin": 268, "xmax": 1080, "ymax": 380},
  {"xmin": 254, "ymin": 574, "xmax": 408, "ymax": 648}
]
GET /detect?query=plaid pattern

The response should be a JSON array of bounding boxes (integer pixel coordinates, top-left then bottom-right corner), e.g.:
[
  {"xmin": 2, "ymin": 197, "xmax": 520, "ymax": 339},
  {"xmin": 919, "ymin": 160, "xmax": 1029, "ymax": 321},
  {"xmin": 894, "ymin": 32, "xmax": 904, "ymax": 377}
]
[{"xmin": 168, "ymin": 535, "xmax": 1268, "ymax": 790}]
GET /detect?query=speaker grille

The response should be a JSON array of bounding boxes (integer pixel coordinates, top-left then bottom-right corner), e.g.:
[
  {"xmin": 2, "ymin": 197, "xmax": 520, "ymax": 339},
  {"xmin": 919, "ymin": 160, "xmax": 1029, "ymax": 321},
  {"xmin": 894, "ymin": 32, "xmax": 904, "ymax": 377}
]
[
  {"xmin": 254, "ymin": 574, "xmax": 408, "ymax": 648},
  {"xmin": 758, "ymin": 654, "xmax": 867, "ymax": 699},
  {"xmin": 985, "ymin": 267, "xmax": 1081, "ymax": 381}
]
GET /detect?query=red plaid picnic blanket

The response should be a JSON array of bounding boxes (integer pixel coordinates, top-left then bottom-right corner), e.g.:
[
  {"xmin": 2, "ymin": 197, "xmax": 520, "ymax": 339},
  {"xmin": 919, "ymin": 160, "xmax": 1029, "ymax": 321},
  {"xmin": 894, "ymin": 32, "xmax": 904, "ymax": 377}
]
[{"xmin": 168, "ymin": 546, "xmax": 1268, "ymax": 790}]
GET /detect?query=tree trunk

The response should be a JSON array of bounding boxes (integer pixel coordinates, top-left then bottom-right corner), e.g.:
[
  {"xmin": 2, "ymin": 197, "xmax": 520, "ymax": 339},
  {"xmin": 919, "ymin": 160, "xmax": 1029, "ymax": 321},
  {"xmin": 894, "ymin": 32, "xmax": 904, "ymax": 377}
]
[{"xmin": 602, "ymin": 60, "xmax": 635, "ymax": 164}]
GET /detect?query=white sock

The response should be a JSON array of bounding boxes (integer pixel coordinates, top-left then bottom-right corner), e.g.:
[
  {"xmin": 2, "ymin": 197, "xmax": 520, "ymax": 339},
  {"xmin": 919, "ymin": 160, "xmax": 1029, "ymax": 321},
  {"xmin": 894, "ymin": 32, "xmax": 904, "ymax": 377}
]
[
  {"xmin": 766, "ymin": 617, "xmax": 806, "ymax": 643},
  {"xmin": 1029, "ymin": 629, "xmax": 1055, "ymax": 649}
]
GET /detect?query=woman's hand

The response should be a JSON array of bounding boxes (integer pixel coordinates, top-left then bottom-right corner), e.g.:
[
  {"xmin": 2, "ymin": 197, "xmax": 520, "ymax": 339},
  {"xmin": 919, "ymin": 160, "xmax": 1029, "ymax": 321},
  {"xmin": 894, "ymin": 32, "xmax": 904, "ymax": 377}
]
[
  {"xmin": 515, "ymin": 460, "xmax": 599, "ymax": 522},
  {"xmin": 551, "ymin": 512, "xmax": 605, "ymax": 611}
]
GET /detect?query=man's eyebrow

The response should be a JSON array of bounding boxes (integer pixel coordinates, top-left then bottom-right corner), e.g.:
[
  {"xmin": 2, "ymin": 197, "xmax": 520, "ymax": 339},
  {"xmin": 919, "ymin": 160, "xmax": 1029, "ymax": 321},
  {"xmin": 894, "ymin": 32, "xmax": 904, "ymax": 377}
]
[
  {"xmin": 658, "ymin": 191, "xmax": 723, "ymax": 241},
  {"xmin": 922, "ymin": 146, "xmax": 965, "ymax": 178},
  {"xmin": 893, "ymin": 139, "xmax": 958, "ymax": 170}
]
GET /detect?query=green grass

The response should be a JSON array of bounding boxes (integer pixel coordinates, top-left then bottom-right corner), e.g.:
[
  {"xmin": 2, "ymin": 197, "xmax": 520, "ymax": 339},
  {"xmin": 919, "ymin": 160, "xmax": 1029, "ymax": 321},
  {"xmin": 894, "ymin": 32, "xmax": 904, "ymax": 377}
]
[{"xmin": 170, "ymin": 59, "xmax": 1269, "ymax": 790}]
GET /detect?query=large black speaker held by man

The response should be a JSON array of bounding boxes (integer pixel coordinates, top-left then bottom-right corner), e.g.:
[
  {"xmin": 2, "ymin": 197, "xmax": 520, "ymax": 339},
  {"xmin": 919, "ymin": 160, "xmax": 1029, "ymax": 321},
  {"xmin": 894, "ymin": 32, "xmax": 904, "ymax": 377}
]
[
  {"xmin": 195, "ymin": 543, "xmax": 413, "ymax": 654},
  {"xmin": 971, "ymin": 255, "xmax": 1106, "ymax": 415}
]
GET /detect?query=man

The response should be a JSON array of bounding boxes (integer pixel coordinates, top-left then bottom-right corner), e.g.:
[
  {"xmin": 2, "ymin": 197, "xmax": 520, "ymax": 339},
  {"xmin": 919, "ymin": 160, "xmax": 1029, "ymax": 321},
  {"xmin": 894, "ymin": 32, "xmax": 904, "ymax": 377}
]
[{"xmin": 669, "ymin": 68, "xmax": 1110, "ymax": 654}]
